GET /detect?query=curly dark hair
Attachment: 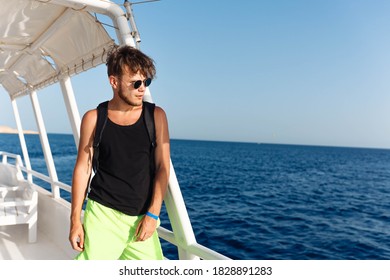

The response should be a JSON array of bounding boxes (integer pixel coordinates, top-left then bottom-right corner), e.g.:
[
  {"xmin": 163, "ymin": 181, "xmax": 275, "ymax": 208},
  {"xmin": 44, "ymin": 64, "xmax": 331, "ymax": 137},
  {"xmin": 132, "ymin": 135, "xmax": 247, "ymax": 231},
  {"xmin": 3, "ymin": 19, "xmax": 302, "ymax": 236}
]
[{"xmin": 106, "ymin": 45, "xmax": 156, "ymax": 79}]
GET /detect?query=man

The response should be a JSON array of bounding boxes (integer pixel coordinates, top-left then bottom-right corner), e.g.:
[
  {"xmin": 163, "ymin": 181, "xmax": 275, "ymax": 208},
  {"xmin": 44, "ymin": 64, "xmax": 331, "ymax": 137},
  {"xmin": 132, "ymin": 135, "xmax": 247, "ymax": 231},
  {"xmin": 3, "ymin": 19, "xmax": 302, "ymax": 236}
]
[{"xmin": 69, "ymin": 45, "xmax": 170, "ymax": 260}]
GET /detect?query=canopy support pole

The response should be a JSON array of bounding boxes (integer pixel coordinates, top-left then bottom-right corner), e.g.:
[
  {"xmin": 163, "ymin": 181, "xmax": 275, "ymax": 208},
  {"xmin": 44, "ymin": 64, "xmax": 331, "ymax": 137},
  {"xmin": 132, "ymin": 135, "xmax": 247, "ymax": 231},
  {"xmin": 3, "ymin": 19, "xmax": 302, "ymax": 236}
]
[
  {"xmin": 11, "ymin": 98, "xmax": 33, "ymax": 182},
  {"xmin": 60, "ymin": 75, "xmax": 81, "ymax": 149},
  {"xmin": 29, "ymin": 90, "xmax": 60, "ymax": 198}
]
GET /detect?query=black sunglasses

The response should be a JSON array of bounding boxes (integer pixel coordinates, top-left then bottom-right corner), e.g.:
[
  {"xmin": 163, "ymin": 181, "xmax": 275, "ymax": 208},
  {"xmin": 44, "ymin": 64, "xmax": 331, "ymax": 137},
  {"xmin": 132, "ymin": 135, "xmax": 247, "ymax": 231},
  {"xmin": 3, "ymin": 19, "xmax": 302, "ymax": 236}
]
[{"xmin": 127, "ymin": 78, "xmax": 152, "ymax": 89}]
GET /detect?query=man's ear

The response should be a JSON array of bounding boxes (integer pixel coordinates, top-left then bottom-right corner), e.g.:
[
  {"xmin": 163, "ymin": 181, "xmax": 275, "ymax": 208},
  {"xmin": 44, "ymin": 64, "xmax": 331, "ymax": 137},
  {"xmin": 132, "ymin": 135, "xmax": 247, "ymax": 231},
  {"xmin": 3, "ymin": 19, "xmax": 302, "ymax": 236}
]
[{"xmin": 109, "ymin": 75, "xmax": 118, "ymax": 89}]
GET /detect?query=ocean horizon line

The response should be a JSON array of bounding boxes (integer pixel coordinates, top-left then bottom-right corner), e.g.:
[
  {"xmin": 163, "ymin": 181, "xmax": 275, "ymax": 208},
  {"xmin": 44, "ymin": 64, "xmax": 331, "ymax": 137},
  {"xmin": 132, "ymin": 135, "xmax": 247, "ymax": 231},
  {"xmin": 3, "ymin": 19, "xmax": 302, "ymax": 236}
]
[
  {"xmin": 3, "ymin": 132, "xmax": 386, "ymax": 151},
  {"xmin": 1, "ymin": 128, "xmax": 388, "ymax": 151}
]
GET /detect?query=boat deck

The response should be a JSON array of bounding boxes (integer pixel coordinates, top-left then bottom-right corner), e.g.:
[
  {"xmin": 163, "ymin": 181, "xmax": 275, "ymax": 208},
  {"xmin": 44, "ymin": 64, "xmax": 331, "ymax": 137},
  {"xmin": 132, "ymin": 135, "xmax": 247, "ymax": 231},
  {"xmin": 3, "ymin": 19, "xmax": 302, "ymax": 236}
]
[
  {"xmin": 0, "ymin": 224, "xmax": 75, "ymax": 260},
  {"xmin": 0, "ymin": 185, "xmax": 78, "ymax": 260}
]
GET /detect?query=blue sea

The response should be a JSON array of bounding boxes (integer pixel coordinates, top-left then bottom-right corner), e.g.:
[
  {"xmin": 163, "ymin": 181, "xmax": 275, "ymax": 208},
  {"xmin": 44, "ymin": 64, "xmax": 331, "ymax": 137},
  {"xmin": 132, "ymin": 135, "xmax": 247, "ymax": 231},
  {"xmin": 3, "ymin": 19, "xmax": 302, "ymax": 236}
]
[{"xmin": 1, "ymin": 133, "xmax": 390, "ymax": 260}]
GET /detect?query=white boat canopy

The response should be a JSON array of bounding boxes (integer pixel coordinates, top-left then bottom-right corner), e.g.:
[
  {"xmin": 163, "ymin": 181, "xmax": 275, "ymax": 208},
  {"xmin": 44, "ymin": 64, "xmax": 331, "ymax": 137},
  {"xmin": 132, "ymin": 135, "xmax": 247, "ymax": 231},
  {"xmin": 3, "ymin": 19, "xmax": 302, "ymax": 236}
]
[{"xmin": 0, "ymin": 0, "xmax": 116, "ymax": 99}]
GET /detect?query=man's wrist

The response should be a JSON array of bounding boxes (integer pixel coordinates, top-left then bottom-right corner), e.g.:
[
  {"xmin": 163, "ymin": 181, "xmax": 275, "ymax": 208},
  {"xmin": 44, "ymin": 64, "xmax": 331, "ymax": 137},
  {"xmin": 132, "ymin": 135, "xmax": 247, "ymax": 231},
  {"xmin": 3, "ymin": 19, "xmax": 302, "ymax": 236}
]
[{"xmin": 145, "ymin": 211, "xmax": 159, "ymax": 220}]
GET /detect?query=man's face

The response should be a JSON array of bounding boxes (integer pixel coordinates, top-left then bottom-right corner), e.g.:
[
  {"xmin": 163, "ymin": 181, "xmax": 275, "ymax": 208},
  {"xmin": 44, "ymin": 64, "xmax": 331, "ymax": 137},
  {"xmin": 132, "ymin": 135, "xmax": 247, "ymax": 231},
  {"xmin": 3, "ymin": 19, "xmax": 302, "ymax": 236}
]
[{"xmin": 117, "ymin": 68, "xmax": 147, "ymax": 107}]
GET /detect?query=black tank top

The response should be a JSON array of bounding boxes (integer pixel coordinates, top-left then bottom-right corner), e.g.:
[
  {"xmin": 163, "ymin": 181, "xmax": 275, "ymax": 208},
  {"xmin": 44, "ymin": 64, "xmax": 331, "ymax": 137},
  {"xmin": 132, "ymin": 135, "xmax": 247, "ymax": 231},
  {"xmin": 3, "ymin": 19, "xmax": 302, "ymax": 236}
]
[{"xmin": 88, "ymin": 106, "xmax": 153, "ymax": 215}]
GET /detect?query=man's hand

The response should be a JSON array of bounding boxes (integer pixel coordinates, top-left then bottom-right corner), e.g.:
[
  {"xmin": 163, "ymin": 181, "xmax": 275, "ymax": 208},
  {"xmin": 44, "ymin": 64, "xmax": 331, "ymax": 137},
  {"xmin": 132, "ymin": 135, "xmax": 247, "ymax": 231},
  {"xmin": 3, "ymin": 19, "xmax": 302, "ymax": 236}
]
[
  {"xmin": 135, "ymin": 215, "xmax": 157, "ymax": 241},
  {"xmin": 69, "ymin": 222, "xmax": 85, "ymax": 251}
]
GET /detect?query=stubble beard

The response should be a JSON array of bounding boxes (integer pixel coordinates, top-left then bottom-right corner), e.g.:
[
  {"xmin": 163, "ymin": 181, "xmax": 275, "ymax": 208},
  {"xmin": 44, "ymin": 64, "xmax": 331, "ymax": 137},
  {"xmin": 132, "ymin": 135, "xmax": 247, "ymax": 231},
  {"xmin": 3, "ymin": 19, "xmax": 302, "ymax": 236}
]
[{"xmin": 118, "ymin": 85, "xmax": 142, "ymax": 107}]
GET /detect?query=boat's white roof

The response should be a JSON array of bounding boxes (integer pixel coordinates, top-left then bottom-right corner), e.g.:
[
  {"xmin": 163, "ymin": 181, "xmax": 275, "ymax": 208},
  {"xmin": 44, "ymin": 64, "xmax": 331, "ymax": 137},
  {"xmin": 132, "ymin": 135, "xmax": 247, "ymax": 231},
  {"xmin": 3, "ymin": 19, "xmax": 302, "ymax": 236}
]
[{"xmin": 0, "ymin": 0, "xmax": 114, "ymax": 99}]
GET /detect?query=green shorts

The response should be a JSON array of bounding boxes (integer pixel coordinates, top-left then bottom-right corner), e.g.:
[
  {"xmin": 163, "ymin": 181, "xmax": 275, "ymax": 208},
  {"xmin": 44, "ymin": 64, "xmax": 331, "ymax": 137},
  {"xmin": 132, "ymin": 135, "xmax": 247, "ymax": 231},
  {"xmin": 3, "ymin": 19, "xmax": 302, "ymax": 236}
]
[{"xmin": 75, "ymin": 199, "xmax": 164, "ymax": 260}]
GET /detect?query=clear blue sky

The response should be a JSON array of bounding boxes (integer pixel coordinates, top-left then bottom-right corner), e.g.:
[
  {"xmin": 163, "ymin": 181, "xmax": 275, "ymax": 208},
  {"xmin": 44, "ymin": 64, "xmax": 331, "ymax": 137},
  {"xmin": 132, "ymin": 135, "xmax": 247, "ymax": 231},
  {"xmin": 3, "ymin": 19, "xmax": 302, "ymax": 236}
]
[{"xmin": 1, "ymin": 0, "xmax": 390, "ymax": 149}]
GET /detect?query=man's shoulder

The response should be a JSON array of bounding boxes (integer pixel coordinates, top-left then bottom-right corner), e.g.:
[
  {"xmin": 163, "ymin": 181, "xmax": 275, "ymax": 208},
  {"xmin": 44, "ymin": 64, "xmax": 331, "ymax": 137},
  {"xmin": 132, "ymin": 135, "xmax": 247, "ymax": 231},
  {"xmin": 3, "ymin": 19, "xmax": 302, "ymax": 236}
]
[
  {"xmin": 151, "ymin": 105, "xmax": 168, "ymax": 131},
  {"xmin": 154, "ymin": 106, "xmax": 167, "ymax": 119},
  {"xmin": 84, "ymin": 100, "xmax": 110, "ymax": 121},
  {"xmin": 83, "ymin": 108, "xmax": 98, "ymax": 120},
  {"xmin": 142, "ymin": 102, "xmax": 166, "ymax": 120},
  {"xmin": 151, "ymin": 104, "xmax": 165, "ymax": 114},
  {"xmin": 79, "ymin": 109, "xmax": 98, "ymax": 134}
]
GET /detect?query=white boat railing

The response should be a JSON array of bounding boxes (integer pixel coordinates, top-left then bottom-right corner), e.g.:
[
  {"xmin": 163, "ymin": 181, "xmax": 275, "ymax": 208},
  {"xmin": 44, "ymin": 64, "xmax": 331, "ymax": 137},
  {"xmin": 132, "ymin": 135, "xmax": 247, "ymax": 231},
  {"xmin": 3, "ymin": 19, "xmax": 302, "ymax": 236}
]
[{"xmin": 0, "ymin": 151, "xmax": 230, "ymax": 260}]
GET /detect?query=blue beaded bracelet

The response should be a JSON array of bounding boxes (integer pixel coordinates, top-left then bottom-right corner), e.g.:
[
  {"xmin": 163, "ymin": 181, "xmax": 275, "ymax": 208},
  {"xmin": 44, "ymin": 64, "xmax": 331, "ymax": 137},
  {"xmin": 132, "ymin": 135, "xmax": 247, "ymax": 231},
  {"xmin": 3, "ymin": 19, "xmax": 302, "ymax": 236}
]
[{"xmin": 146, "ymin": 211, "xmax": 159, "ymax": 220}]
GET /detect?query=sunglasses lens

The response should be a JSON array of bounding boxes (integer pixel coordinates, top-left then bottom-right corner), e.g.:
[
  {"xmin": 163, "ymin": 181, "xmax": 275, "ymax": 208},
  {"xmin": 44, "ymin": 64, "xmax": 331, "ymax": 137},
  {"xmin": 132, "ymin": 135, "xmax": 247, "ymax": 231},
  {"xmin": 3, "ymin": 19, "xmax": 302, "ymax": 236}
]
[
  {"xmin": 133, "ymin": 80, "xmax": 142, "ymax": 89},
  {"xmin": 144, "ymin": 78, "xmax": 152, "ymax": 87}
]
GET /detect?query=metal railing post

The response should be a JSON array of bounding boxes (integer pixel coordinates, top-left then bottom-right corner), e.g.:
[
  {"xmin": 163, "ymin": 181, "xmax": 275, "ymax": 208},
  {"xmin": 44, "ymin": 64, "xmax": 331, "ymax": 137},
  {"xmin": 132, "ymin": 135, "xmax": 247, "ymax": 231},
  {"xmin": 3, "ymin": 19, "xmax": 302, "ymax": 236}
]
[{"xmin": 164, "ymin": 161, "xmax": 200, "ymax": 260}]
